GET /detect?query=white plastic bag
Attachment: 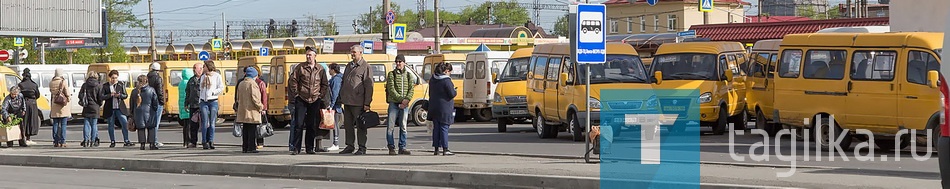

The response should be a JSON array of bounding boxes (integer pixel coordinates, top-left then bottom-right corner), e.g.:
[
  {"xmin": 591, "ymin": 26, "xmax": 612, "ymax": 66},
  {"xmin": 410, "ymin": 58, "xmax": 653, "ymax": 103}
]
[
  {"xmin": 232, "ymin": 122, "xmax": 242, "ymax": 137},
  {"xmin": 426, "ymin": 121, "xmax": 433, "ymax": 135}
]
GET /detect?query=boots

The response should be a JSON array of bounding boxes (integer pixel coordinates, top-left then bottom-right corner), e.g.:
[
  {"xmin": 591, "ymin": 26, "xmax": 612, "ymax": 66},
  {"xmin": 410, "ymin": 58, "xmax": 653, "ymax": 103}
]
[
  {"xmin": 140, "ymin": 143, "xmax": 146, "ymax": 150},
  {"xmin": 149, "ymin": 143, "xmax": 159, "ymax": 150}
]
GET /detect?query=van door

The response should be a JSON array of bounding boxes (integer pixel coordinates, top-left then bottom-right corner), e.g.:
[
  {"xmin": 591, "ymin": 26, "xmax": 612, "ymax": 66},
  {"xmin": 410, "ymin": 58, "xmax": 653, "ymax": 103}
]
[
  {"xmin": 543, "ymin": 56, "xmax": 562, "ymax": 120},
  {"xmin": 846, "ymin": 50, "xmax": 898, "ymax": 132},
  {"xmin": 463, "ymin": 55, "xmax": 477, "ymax": 104},
  {"xmin": 558, "ymin": 58, "xmax": 576, "ymax": 121},
  {"xmin": 727, "ymin": 54, "xmax": 747, "ymax": 115},
  {"xmin": 898, "ymin": 50, "xmax": 941, "ymax": 131},
  {"xmin": 748, "ymin": 53, "xmax": 770, "ymax": 113},
  {"xmin": 219, "ymin": 69, "xmax": 237, "ymax": 115},
  {"xmin": 764, "ymin": 53, "xmax": 778, "ymax": 116}
]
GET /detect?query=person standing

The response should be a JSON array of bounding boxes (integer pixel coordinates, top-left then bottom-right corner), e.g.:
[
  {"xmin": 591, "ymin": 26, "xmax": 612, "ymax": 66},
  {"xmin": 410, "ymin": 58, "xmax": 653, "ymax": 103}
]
[
  {"xmin": 199, "ymin": 60, "xmax": 225, "ymax": 150},
  {"xmin": 338, "ymin": 45, "xmax": 374, "ymax": 155},
  {"xmin": 183, "ymin": 63, "xmax": 204, "ymax": 148},
  {"xmin": 326, "ymin": 63, "xmax": 343, "ymax": 151},
  {"xmin": 48, "ymin": 69, "xmax": 71, "ymax": 147},
  {"xmin": 131, "ymin": 75, "xmax": 159, "ymax": 150},
  {"xmin": 288, "ymin": 46, "xmax": 330, "ymax": 155},
  {"xmin": 384, "ymin": 55, "xmax": 415, "ymax": 155},
  {"xmin": 102, "ymin": 70, "xmax": 132, "ymax": 148},
  {"xmin": 253, "ymin": 68, "xmax": 268, "ymax": 150},
  {"xmin": 429, "ymin": 63, "xmax": 457, "ymax": 156},
  {"xmin": 1, "ymin": 86, "xmax": 25, "ymax": 147},
  {"xmin": 17, "ymin": 68, "xmax": 40, "ymax": 147},
  {"xmin": 178, "ymin": 68, "xmax": 195, "ymax": 148},
  {"xmin": 237, "ymin": 67, "xmax": 264, "ymax": 153},
  {"xmin": 147, "ymin": 62, "xmax": 166, "ymax": 147},
  {"xmin": 78, "ymin": 71, "xmax": 103, "ymax": 148}
]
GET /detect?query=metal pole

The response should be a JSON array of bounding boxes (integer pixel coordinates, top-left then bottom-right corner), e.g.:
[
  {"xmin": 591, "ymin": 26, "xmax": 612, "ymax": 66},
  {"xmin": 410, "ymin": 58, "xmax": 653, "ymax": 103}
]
[
  {"xmin": 148, "ymin": 0, "xmax": 157, "ymax": 62},
  {"xmin": 39, "ymin": 43, "xmax": 45, "ymax": 65},
  {"xmin": 434, "ymin": 0, "xmax": 441, "ymax": 54},
  {"xmin": 384, "ymin": 0, "xmax": 391, "ymax": 55},
  {"xmin": 757, "ymin": 0, "xmax": 762, "ymax": 22}
]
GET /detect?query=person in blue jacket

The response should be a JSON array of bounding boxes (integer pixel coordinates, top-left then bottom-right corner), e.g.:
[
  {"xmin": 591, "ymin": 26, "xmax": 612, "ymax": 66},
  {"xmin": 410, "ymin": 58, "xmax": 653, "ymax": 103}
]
[{"xmin": 427, "ymin": 62, "xmax": 457, "ymax": 156}]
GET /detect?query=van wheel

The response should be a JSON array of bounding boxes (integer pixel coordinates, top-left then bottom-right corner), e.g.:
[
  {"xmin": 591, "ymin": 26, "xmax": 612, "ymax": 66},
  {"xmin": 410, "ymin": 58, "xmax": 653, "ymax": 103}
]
[
  {"xmin": 411, "ymin": 104, "xmax": 428, "ymax": 126},
  {"xmin": 535, "ymin": 114, "xmax": 557, "ymax": 139},
  {"xmin": 732, "ymin": 110, "xmax": 748, "ymax": 130},
  {"xmin": 931, "ymin": 123, "xmax": 941, "ymax": 148},
  {"xmin": 569, "ymin": 114, "xmax": 583, "ymax": 142},
  {"xmin": 455, "ymin": 112, "xmax": 470, "ymax": 122},
  {"xmin": 756, "ymin": 110, "xmax": 779, "ymax": 137},
  {"xmin": 712, "ymin": 107, "xmax": 728, "ymax": 135},
  {"xmin": 814, "ymin": 115, "xmax": 852, "ymax": 150},
  {"xmin": 473, "ymin": 108, "xmax": 492, "ymax": 122},
  {"xmin": 875, "ymin": 133, "xmax": 911, "ymax": 151},
  {"xmin": 497, "ymin": 118, "xmax": 508, "ymax": 133}
]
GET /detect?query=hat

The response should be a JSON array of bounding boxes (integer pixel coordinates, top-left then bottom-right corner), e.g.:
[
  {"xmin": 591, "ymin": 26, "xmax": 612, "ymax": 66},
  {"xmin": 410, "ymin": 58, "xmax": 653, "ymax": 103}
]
[
  {"xmin": 245, "ymin": 67, "xmax": 258, "ymax": 78},
  {"xmin": 305, "ymin": 46, "xmax": 316, "ymax": 52},
  {"xmin": 395, "ymin": 54, "xmax": 406, "ymax": 62},
  {"xmin": 150, "ymin": 62, "xmax": 161, "ymax": 71},
  {"xmin": 22, "ymin": 68, "xmax": 30, "ymax": 78}
]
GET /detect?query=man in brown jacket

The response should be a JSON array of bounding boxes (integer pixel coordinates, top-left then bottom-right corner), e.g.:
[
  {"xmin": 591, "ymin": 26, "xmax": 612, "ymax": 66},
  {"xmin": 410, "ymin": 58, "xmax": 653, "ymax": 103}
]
[
  {"xmin": 338, "ymin": 45, "xmax": 374, "ymax": 155},
  {"xmin": 288, "ymin": 46, "xmax": 331, "ymax": 155}
]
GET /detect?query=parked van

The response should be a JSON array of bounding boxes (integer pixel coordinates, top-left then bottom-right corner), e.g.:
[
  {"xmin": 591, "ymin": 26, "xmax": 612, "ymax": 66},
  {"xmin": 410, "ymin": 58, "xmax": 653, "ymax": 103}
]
[
  {"xmin": 8, "ymin": 64, "xmax": 89, "ymax": 117},
  {"xmin": 0, "ymin": 66, "xmax": 51, "ymax": 123},
  {"xmin": 527, "ymin": 43, "xmax": 653, "ymax": 141},
  {"xmin": 744, "ymin": 39, "xmax": 783, "ymax": 136},
  {"xmin": 405, "ymin": 55, "xmax": 425, "ymax": 76},
  {"xmin": 493, "ymin": 48, "xmax": 533, "ymax": 132},
  {"xmin": 774, "ymin": 32, "xmax": 943, "ymax": 151},
  {"xmin": 463, "ymin": 51, "xmax": 514, "ymax": 122},
  {"xmin": 267, "ymin": 54, "xmax": 429, "ymax": 128},
  {"xmin": 649, "ymin": 41, "xmax": 749, "ymax": 135},
  {"xmin": 423, "ymin": 53, "xmax": 470, "ymax": 121}
]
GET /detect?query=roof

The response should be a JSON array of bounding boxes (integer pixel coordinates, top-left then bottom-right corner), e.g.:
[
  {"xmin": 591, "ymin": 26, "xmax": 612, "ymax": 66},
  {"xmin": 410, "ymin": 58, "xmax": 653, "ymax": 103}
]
[
  {"xmin": 782, "ymin": 32, "xmax": 944, "ymax": 49},
  {"xmin": 471, "ymin": 26, "xmax": 533, "ymax": 38},
  {"xmin": 751, "ymin": 39, "xmax": 781, "ymax": 51},
  {"xmin": 655, "ymin": 41, "xmax": 745, "ymax": 55},
  {"xmin": 744, "ymin": 16, "xmax": 811, "ymax": 23},
  {"xmin": 511, "ymin": 48, "xmax": 534, "ymax": 59},
  {"xmin": 604, "ymin": 0, "xmax": 750, "ymax": 5},
  {"xmin": 690, "ymin": 17, "xmax": 889, "ymax": 43}
]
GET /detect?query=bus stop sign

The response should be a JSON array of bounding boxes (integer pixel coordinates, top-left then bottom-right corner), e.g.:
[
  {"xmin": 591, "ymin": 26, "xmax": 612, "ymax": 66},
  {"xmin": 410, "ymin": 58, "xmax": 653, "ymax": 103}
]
[{"xmin": 574, "ymin": 4, "xmax": 606, "ymax": 64}]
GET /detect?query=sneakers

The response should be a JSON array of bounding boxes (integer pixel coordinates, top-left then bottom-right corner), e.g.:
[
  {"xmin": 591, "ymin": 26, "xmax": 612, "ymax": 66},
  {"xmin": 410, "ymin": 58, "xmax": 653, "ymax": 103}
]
[
  {"xmin": 156, "ymin": 142, "xmax": 164, "ymax": 147},
  {"xmin": 398, "ymin": 149, "xmax": 412, "ymax": 155},
  {"xmin": 256, "ymin": 145, "xmax": 263, "ymax": 149},
  {"xmin": 26, "ymin": 140, "xmax": 37, "ymax": 145},
  {"xmin": 327, "ymin": 145, "xmax": 339, "ymax": 151}
]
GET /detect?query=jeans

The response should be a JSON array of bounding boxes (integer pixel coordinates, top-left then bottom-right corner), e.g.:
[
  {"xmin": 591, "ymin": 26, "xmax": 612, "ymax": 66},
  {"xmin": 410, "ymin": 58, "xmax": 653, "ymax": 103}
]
[
  {"xmin": 288, "ymin": 106, "xmax": 296, "ymax": 151},
  {"xmin": 432, "ymin": 121, "xmax": 450, "ymax": 148},
  {"xmin": 291, "ymin": 98, "xmax": 327, "ymax": 152},
  {"xmin": 199, "ymin": 100, "xmax": 219, "ymax": 144},
  {"xmin": 386, "ymin": 103, "xmax": 408, "ymax": 150},
  {"xmin": 153, "ymin": 105, "xmax": 163, "ymax": 142},
  {"xmin": 333, "ymin": 112, "xmax": 342, "ymax": 146},
  {"xmin": 83, "ymin": 118, "xmax": 99, "ymax": 142},
  {"xmin": 107, "ymin": 110, "xmax": 130, "ymax": 143},
  {"xmin": 51, "ymin": 118, "xmax": 68, "ymax": 144}
]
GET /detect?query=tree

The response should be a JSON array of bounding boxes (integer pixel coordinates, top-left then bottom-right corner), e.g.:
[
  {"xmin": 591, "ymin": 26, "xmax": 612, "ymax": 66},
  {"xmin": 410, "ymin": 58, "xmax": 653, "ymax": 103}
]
[
  {"xmin": 458, "ymin": 1, "xmax": 529, "ymax": 25},
  {"xmin": 303, "ymin": 15, "xmax": 338, "ymax": 36},
  {"xmin": 797, "ymin": 4, "xmax": 841, "ymax": 20},
  {"xmin": 553, "ymin": 14, "xmax": 569, "ymax": 37},
  {"xmin": 354, "ymin": 3, "xmax": 410, "ymax": 34}
]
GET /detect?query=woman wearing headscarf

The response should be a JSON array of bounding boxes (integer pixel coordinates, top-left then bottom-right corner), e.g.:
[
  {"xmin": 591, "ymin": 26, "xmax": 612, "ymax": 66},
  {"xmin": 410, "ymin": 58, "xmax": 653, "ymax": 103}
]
[
  {"xmin": 49, "ymin": 68, "xmax": 72, "ymax": 147},
  {"xmin": 236, "ymin": 67, "xmax": 263, "ymax": 153},
  {"xmin": 78, "ymin": 71, "xmax": 103, "ymax": 147},
  {"xmin": 17, "ymin": 68, "xmax": 40, "ymax": 147},
  {"xmin": 428, "ymin": 62, "xmax": 457, "ymax": 156},
  {"xmin": 131, "ymin": 75, "xmax": 159, "ymax": 150},
  {"xmin": 1, "ymin": 86, "xmax": 25, "ymax": 147}
]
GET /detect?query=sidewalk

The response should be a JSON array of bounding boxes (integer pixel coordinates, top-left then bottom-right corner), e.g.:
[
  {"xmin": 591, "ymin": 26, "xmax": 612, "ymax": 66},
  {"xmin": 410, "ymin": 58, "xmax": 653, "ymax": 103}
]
[{"xmin": 0, "ymin": 144, "xmax": 937, "ymax": 189}]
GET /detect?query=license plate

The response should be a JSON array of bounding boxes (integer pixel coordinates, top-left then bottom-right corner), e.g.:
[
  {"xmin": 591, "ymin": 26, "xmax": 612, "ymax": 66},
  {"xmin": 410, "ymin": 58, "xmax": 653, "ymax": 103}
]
[{"xmin": 510, "ymin": 110, "xmax": 527, "ymax": 115}]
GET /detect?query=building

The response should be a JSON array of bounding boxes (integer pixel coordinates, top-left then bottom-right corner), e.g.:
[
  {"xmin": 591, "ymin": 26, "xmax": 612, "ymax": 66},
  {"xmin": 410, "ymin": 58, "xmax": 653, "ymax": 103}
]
[
  {"xmin": 837, "ymin": 3, "xmax": 890, "ymax": 18},
  {"xmin": 889, "ymin": 0, "xmax": 949, "ymax": 32},
  {"xmin": 744, "ymin": 16, "xmax": 811, "ymax": 23},
  {"xmin": 760, "ymin": 0, "xmax": 828, "ymax": 17},
  {"xmin": 603, "ymin": 0, "xmax": 749, "ymax": 35},
  {"xmin": 414, "ymin": 22, "xmax": 555, "ymax": 38}
]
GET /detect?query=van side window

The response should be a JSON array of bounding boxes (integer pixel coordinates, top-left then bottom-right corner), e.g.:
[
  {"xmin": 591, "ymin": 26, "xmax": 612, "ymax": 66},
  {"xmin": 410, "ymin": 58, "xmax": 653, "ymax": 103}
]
[
  {"xmin": 169, "ymin": 70, "xmax": 183, "ymax": 87},
  {"xmin": 534, "ymin": 56, "xmax": 549, "ymax": 80},
  {"xmin": 768, "ymin": 53, "xmax": 778, "ymax": 78},
  {"xmin": 421, "ymin": 65, "xmax": 432, "ymax": 80},
  {"xmin": 750, "ymin": 53, "xmax": 769, "ymax": 78},
  {"xmin": 907, "ymin": 50, "xmax": 940, "ymax": 85},
  {"xmin": 4, "ymin": 75, "xmax": 19, "ymax": 91},
  {"xmin": 475, "ymin": 61, "xmax": 487, "ymax": 79},
  {"xmin": 275, "ymin": 66, "xmax": 285, "ymax": 84},
  {"xmin": 563, "ymin": 58, "xmax": 575, "ymax": 84},
  {"xmin": 802, "ymin": 50, "xmax": 846, "ymax": 80},
  {"xmin": 260, "ymin": 65, "xmax": 271, "ymax": 83},
  {"xmin": 464, "ymin": 61, "xmax": 475, "ymax": 79},
  {"xmin": 371, "ymin": 65, "xmax": 387, "ymax": 82},
  {"xmin": 719, "ymin": 56, "xmax": 728, "ymax": 79},
  {"xmin": 779, "ymin": 50, "xmax": 803, "ymax": 78},
  {"xmin": 852, "ymin": 51, "xmax": 897, "ymax": 81},
  {"xmin": 546, "ymin": 57, "xmax": 563, "ymax": 81},
  {"xmin": 72, "ymin": 73, "xmax": 85, "ymax": 87}
]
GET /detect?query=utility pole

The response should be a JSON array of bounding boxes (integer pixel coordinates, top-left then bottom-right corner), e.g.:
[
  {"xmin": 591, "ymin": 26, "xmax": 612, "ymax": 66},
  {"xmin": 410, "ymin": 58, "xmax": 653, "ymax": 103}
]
[
  {"xmin": 846, "ymin": 0, "xmax": 851, "ymax": 18},
  {"xmin": 383, "ymin": 0, "xmax": 391, "ymax": 55},
  {"xmin": 434, "ymin": 0, "xmax": 441, "ymax": 54},
  {"xmin": 757, "ymin": 0, "xmax": 762, "ymax": 22},
  {"xmin": 148, "ymin": 0, "xmax": 157, "ymax": 62}
]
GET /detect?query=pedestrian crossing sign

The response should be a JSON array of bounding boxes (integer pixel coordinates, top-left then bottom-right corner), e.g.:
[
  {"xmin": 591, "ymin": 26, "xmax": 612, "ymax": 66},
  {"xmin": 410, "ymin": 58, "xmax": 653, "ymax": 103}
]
[
  {"xmin": 212, "ymin": 38, "xmax": 223, "ymax": 51},
  {"xmin": 13, "ymin": 38, "xmax": 23, "ymax": 47},
  {"xmin": 699, "ymin": 0, "xmax": 714, "ymax": 12},
  {"xmin": 392, "ymin": 23, "xmax": 407, "ymax": 43}
]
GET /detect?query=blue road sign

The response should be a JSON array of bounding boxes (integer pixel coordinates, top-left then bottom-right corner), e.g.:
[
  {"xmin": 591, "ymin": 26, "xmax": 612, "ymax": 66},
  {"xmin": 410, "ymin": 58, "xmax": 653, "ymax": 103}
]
[
  {"xmin": 198, "ymin": 51, "xmax": 210, "ymax": 61},
  {"xmin": 361, "ymin": 40, "xmax": 374, "ymax": 54},
  {"xmin": 260, "ymin": 47, "xmax": 269, "ymax": 56},
  {"xmin": 677, "ymin": 30, "xmax": 696, "ymax": 37},
  {"xmin": 393, "ymin": 24, "xmax": 407, "ymax": 43},
  {"xmin": 575, "ymin": 4, "xmax": 606, "ymax": 64},
  {"xmin": 700, "ymin": 0, "xmax": 714, "ymax": 12},
  {"xmin": 647, "ymin": 0, "xmax": 658, "ymax": 6},
  {"xmin": 13, "ymin": 37, "xmax": 24, "ymax": 47},
  {"xmin": 386, "ymin": 10, "xmax": 396, "ymax": 25}
]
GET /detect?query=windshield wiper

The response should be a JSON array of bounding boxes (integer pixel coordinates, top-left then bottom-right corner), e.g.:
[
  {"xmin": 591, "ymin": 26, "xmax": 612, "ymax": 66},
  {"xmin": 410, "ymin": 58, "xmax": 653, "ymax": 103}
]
[{"xmin": 670, "ymin": 72, "xmax": 712, "ymax": 80}]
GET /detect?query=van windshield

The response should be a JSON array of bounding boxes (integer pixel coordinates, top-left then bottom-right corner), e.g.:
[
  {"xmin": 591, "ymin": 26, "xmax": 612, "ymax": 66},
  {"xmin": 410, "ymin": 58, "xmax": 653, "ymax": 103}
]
[
  {"xmin": 651, "ymin": 53, "xmax": 718, "ymax": 81},
  {"xmin": 577, "ymin": 54, "xmax": 648, "ymax": 84},
  {"xmin": 497, "ymin": 57, "xmax": 529, "ymax": 82}
]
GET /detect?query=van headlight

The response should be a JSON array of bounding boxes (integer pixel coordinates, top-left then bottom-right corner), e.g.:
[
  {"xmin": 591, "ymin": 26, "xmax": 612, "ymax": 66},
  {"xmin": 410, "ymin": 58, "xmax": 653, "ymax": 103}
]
[
  {"xmin": 645, "ymin": 95, "xmax": 658, "ymax": 110},
  {"xmin": 588, "ymin": 97, "xmax": 601, "ymax": 109},
  {"xmin": 698, "ymin": 92, "xmax": 712, "ymax": 104},
  {"xmin": 493, "ymin": 93, "xmax": 503, "ymax": 103}
]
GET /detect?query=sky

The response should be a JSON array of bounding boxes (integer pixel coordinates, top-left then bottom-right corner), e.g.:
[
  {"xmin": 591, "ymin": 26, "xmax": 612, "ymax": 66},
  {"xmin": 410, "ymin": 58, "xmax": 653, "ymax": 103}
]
[{"xmin": 127, "ymin": 0, "xmax": 873, "ymax": 45}]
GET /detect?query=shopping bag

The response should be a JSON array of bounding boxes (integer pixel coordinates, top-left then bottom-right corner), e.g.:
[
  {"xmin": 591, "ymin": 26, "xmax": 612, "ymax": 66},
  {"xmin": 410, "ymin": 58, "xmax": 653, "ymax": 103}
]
[
  {"xmin": 319, "ymin": 109, "xmax": 335, "ymax": 130},
  {"xmin": 258, "ymin": 114, "xmax": 274, "ymax": 138},
  {"xmin": 232, "ymin": 122, "xmax": 242, "ymax": 137}
]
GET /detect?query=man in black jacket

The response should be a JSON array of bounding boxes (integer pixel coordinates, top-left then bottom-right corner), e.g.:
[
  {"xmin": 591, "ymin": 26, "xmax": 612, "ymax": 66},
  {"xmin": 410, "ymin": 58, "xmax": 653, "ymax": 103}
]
[
  {"xmin": 101, "ymin": 70, "xmax": 131, "ymax": 148},
  {"xmin": 183, "ymin": 63, "xmax": 203, "ymax": 148},
  {"xmin": 147, "ymin": 62, "xmax": 166, "ymax": 147}
]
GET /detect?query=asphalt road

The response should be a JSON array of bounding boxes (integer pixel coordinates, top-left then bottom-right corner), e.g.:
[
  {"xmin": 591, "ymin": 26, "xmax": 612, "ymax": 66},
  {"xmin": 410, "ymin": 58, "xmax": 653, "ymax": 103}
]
[
  {"xmin": 26, "ymin": 119, "xmax": 942, "ymax": 183},
  {"xmin": 0, "ymin": 165, "xmax": 450, "ymax": 189}
]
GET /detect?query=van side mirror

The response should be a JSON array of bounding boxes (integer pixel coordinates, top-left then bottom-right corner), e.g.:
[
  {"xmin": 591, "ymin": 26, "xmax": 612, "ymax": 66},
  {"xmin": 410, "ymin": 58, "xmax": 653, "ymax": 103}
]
[
  {"xmin": 653, "ymin": 71, "xmax": 663, "ymax": 85},
  {"xmin": 492, "ymin": 73, "xmax": 498, "ymax": 83},
  {"xmin": 928, "ymin": 70, "xmax": 940, "ymax": 89},
  {"xmin": 725, "ymin": 71, "xmax": 734, "ymax": 82},
  {"xmin": 559, "ymin": 73, "xmax": 569, "ymax": 86}
]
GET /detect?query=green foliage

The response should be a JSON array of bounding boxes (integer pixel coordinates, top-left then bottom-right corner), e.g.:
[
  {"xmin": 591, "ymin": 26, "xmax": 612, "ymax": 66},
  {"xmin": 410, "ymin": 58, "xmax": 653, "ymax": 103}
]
[
  {"xmin": 0, "ymin": 116, "xmax": 21, "ymax": 128},
  {"xmin": 553, "ymin": 14, "xmax": 569, "ymax": 37},
  {"xmin": 354, "ymin": 1, "xmax": 531, "ymax": 34},
  {"xmin": 797, "ymin": 4, "xmax": 841, "ymax": 20},
  {"xmin": 458, "ymin": 1, "xmax": 530, "ymax": 25}
]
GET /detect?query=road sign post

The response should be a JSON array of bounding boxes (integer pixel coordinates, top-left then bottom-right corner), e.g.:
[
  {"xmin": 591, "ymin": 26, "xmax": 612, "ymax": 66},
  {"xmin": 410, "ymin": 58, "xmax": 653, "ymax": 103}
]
[
  {"xmin": 198, "ymin": 51, "xmax": 211, "ymax": 61},
  {"xmin": 572, "ymin": 4, "xmax": 606, "ymax": 163},
  {"xmin": 260, "ymin": 47, "xmax": 269, "ymax": 56},
  {"xmin": 700, "ymin": 0, "xmax": 714, "ymax": 12}
]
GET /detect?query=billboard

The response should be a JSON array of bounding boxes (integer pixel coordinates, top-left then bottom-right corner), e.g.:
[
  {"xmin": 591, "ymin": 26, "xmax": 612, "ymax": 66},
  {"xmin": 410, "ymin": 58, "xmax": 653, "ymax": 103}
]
[{"xmin": 0, "ymin": 0, "xmax": 103, "ymax": 38}]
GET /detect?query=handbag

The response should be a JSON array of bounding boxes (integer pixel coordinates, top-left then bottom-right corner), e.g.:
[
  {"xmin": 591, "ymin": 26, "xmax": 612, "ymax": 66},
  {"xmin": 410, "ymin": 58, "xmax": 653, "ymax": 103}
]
[
  {"xmin": 232, "ymin": 121, "xmax": 242, "ymax": 137},
  {"xmin": 319, "ymin": 109, "xmax": 335, "ymax": 130},
  {"xmin": 128, "ymin": 116, "xmax": 137, "ymax": 132},
  {"xmin": 257, "ymin": 114, "xmax": 274, "ymax": 138},
  {"xmin": 358, "ymin": 111, "xmax": 381, "ymax": 129},
  {"xmin": 54, "ymin": 84, "xmax": 68, "ymax": 105}
]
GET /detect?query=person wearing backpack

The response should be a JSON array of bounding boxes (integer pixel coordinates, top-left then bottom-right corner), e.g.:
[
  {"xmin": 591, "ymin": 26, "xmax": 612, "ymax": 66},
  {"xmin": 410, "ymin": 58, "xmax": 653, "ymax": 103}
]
[
  {"xmin": 78, "ymin": 71, "xmax": 103, "ymax": 148},
  {"xmin": 48, "ymin": 68, "xmax": 71, "ymax": 147},
  {"xmin": 384, "ymin": 55, "xmax": 415, "ymax": 155}
]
